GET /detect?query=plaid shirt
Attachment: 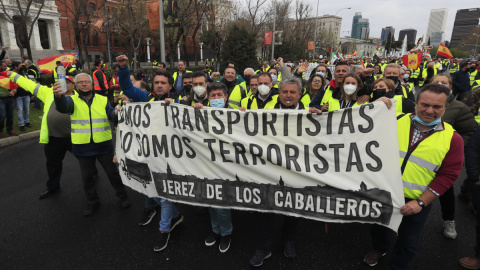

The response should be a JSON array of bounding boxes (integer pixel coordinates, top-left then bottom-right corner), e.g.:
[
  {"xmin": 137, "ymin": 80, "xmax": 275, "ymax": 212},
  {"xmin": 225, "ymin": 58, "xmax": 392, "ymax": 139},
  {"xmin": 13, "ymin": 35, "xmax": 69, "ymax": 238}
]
[{"xmin": 410, "ymin": 116, "xmax": 444, "ymax": 147}]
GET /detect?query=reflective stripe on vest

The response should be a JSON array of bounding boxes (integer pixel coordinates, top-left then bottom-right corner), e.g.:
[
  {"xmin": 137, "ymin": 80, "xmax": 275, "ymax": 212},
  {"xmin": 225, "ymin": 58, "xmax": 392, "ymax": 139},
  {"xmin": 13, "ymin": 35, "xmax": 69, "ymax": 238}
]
[
  {"xmin": 93, "ymin": 69, "xmax": 108, "ymax": 91},
  {"xmin": 53, "ymin": 68, "xmax": 58, "ymax": 82},
  {"xmin": 327, "ymin": 97, "xmax": 363, "ymax": 111},
  {"xmin": 397, "ymin": 114, "xmax": 454, "ymax": 199},
  {"xmin": 320, "ymin": 85, "xmax": 334, "ymax": 105},
  {"xmin": 70, "ymin": 94, "xmax": 112, "ymax": 144},
  {"xmin": 393, "ymin": 95, "xmax": 403, "ymax": 113},
  {"xmin": 419, "ymin": 68, "xmax": 437, "ymax": 87},
  {"xmin": 449, "ymin": 64, "xmax": 459, "ymax": 74},
  {"xmin": 470, "ymin": 70, "xmax": 478, "ymax": 86},
  {"xmin": 228, "ymin": 84, "xmax": 249, "ymax": 109}
]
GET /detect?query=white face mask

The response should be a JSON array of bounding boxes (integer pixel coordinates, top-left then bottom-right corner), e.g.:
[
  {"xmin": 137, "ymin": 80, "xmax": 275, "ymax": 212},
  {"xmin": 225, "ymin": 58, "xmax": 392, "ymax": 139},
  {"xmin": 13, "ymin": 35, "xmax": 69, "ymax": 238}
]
[
  {"xmin": 343, "ymin": 84, "xmax": 357, "ymax": 95},
  {"xmin": 258, "ymin": 84, "xmax": 270, "ymax": 96},
  {"xmin": 193, "ymin": 86, "xmax": 206, "ymax": 96}
]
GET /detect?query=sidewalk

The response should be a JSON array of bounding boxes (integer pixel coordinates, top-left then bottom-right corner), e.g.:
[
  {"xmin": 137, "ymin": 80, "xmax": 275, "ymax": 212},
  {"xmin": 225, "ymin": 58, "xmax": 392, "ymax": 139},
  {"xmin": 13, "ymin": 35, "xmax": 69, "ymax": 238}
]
[{"xmin": 0, "ymin": 130, "xmax": 40, "ymax": 148}]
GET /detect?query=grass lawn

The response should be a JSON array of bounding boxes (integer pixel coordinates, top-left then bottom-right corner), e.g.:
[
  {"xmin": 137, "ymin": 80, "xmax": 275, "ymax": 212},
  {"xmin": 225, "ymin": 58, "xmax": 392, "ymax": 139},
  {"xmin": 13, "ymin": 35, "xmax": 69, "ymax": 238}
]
[{"xmin": 0, "ymin": 101, "xmax": 43, "ymax": 139}]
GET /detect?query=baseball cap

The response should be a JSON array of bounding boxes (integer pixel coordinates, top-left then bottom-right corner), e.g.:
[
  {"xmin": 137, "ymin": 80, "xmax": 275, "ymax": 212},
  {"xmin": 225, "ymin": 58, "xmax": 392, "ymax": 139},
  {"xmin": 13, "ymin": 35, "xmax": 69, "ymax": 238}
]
[{"xmin": 65, "ymin": 75, "xmax": 74, "ymax": 83}]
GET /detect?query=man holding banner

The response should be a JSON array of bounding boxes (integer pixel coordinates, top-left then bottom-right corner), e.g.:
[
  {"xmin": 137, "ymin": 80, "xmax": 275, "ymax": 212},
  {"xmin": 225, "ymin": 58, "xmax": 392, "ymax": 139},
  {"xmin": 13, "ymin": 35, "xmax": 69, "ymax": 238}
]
[
  {"xmin": 116, "ymin": 55, "xmax": 184, "ymax": 252},
  {"xmin": 249, "ymin": 77, "xmax": 305, "ymax": 267},
  {"xmin": 364, "ymin": 83, "xmax": 464, "ymax": 269}
]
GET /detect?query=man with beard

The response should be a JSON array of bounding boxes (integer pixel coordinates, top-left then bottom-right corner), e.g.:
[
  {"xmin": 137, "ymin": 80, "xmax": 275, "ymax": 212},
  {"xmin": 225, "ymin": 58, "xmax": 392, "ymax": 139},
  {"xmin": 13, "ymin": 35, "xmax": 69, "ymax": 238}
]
[
  {"xmin": 384, "ymin": 63, "xmax": 415, "ymax": 101},
  {"xmin": 116, "ymin": 54, "xmax": 184, "ymax": 252}
]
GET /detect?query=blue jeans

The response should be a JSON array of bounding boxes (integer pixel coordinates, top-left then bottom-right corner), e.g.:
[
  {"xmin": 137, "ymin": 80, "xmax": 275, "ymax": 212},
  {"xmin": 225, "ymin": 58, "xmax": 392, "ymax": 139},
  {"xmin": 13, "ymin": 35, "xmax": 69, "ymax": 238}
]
[
  {"xmin": 34, "ymin": 96, "xmax": 41, "ymax": 108},
  {"xmin": 153, "ymin": 197, "xmax": 179, "ymax": 232},
  {"xmin": 16, "ymin": 96, "xmax": 30, "ymax": 126},
  {"xmin": 145, "ymin": 196, "xmax": 157, "ymax": 210},
  {"xmin": 0, "ymin": 97, "xmax": 15, "ymax": 132},
  {"xmin": 208, "ymin": 208, "xmax": 232, "ymax": 236},
  {"xmin": 370, "ymin": 198, "xmax": 432, "ymax": 270}
]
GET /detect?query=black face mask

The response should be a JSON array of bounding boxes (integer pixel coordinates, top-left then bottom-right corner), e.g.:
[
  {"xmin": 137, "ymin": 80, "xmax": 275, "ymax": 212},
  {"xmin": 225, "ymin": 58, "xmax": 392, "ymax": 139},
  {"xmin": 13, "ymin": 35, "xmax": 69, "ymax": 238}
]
[
  {"xmin": 468, "ymin": 67, "xmax": 476, "ymax": 72},
  {"xmin": 183, "ymin": 85, "xmax": 192, "ymax": 95},
  {"xmin": 244, "ymin": 75, "xmax": 252, "ymax": 85},
  {"xmin": 78, "ymin": 90, "xmax": 92, "ymax": 97},
  {"xmin": 372, "ymin": 89, "xmax": 395, "ymax": 100},
  {"xmin": 386, "ymin": 76, "xmax": 399, "ymax": 84}
]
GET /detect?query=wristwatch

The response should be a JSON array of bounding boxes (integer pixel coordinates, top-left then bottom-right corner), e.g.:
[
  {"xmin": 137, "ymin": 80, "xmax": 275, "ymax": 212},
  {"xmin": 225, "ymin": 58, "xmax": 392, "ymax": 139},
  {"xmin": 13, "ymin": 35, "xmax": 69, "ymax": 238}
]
[{"xmin": 416, "ymin": 199, "xmax": 425, "ymax": 208}]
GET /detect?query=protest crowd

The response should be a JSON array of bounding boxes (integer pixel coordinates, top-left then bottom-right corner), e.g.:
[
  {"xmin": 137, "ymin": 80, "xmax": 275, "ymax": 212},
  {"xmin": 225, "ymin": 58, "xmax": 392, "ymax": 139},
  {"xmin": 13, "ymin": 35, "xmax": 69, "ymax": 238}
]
[{"xmin": 2, "ymin": 43, "xmax": 480, "ymax": 270}]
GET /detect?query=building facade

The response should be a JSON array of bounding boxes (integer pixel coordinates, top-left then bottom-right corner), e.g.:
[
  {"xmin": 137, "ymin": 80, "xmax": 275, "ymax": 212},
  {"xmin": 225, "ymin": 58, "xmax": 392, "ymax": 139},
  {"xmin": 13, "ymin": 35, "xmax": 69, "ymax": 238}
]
[
  {"xmin": 450, "ymin": 8, "xmax": 480, "ymax": 47},
  {"xmin": 398, "ymin": 29, "xmax": 417, "ymax": 44},
  {"xmin": 339, "ymin": 37, "xmax": 383, "ymax": 56},
  {"xmin": 380, "ymin": 26, "xmax": 395, "ymax": 42},
  {"xmin": 351, "ymin": 12, "xmax": 369, "ymax": 40},
  {"xmin": 0, "ymin": 0, "xmax": 65, "ymax": 61},
  {"xmin": 425, "ymin": 8, "xmax": 448, "ymax": 46}
]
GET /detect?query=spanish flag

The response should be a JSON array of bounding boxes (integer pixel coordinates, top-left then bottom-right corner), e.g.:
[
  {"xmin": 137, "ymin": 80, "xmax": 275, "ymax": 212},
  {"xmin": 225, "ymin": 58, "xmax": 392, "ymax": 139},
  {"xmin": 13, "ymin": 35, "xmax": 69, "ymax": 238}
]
[
  {"xmin": 0, "ymin": 73, "xmax": 18, "ymax": 90},
  {"xmin": 352, "ymin": 50, "xmax": 357, "ymax": 56},
  {"xmin": 402, "ymin": 52, "xmax": 423, "ymax": 70},
  {"xmin": 37, "ymin": 54, "xmax": 76, "ymax": 74},
  {"xmin": 437, "ymin": 43, "xmax": 453, "ymax": 59}
]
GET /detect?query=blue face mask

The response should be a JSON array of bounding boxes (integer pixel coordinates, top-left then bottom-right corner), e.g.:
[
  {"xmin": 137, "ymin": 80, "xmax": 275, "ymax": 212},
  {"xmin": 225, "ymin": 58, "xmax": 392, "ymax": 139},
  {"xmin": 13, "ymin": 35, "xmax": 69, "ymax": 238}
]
[
  {"xmin": 316, "ymin": 72, "xmax": 325, "ymax": 77},
  {"xmin": 210, "ymin": 98, "xmax": 225, "ymax": 108},
  {"xmin": 413, "ymin": 115, "xmax": 442, "ymax": 127},
  {"xmin": 404, "ymin": 74, "xmax": 410, "ymax": 79},
  {"xmin": 271, "ymin": 74, "xmax": 277, "ymax": 81}
]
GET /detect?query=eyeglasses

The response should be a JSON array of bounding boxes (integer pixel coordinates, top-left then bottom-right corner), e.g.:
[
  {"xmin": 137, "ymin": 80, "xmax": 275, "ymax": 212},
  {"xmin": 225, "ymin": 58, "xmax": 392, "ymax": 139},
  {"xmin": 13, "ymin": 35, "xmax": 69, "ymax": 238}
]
[
  {"xmin": 313, "ymin": 80, "xmax": 322, "ymax": 83},
  {"xmin": 76, "ymin": 81, "xmax": 91, "ymax": 85}
]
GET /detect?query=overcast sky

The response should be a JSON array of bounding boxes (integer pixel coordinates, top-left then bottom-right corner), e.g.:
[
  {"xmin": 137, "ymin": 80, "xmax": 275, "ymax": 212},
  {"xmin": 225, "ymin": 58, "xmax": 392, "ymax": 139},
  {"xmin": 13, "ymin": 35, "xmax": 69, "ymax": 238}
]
[{"xmin": 302, "ymin": 0, "xmax": 479, "ymax": 41}]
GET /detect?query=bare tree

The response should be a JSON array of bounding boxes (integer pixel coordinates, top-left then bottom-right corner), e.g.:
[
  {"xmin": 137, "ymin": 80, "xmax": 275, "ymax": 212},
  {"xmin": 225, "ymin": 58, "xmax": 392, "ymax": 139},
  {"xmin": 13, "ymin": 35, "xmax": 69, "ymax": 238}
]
[
  {"xmin": 56, "ymin": 0, "xmax": 104, "ymax": 70},
  {"xmin": 113, "ymin": 0, "xmax": 149, "ymax": 68},
  {"xmin": 0, "ymin": 0, "xmax": 45, "ymax": 60}
]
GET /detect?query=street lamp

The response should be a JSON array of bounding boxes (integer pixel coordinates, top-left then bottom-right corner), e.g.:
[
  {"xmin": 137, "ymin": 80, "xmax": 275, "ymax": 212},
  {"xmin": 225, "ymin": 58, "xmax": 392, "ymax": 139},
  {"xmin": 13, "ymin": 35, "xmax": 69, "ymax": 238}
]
[
  {"xmin": 313, "ymin": 0, "xmax": 320, "ymax": 57},
  {"xmin": 331, "ymin": 7, "xmax": 351, "ymax": 58},
  {"xmin": 474, "ymin": 33, "xmax": 480, "ymax": 58},
  {"xmin": 335, "ymin": 7, "xmax": 351, "ymax": 16}
]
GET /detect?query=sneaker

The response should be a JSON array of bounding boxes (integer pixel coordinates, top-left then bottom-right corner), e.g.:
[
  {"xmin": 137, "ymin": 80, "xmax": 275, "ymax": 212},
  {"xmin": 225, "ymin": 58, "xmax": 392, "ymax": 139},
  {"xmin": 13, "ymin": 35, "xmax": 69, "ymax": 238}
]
[
  {"xmin": 83, "ymin": 203, "xmax": 100, "ymax": 217},
  {"xmin": 139, "ymin": 209, "xmax": 157, "ymax": 226},
  {"xmin": 284, "ymin": 240, "xmax": 296, "ymax": 259},
  {"xmin": 249, "ymin": 249, "xmax": 272, "ymax": 267},
  {"xmin": 7, "ymin": 131, "xmax": 18, "ymax": 136},
  {"xmin": 205, "ymin": 231, "xmax": 220, "ymax": 246},
  {"xmin": 459, "ymin": 256, "xmax": 480, "ymax": 269},
  {"xmin": 219, "ymin": 235, "xmax": 231, "ymax": 253},
  {"xmin": 168, "ymin": 214, "xmax": 184, "ymax": 233},
  {"xmin": 153, "ymin": 232, "xmax": 170, "ymax": 252},
  {"xmin": 363, "ymin": 250, "xmax": 386, "ymax": 266},
  {"xmin": 25, "ymin": 123, "xmax": 32, "ymax": 128},
  {"xmin": 19, "ymin": 126, "xmax": 25, "ymax": 132},
  {"xmin": 443, "ymin": 220, "xmax": 457, "ymax": 239}
]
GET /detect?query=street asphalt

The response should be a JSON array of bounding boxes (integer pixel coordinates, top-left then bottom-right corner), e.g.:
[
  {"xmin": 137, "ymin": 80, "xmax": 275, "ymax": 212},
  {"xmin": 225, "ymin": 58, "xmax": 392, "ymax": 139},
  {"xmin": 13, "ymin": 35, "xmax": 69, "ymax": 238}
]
[{"xmin": 0, "ymin": 138, "xmax": 477, "ymax": 270}]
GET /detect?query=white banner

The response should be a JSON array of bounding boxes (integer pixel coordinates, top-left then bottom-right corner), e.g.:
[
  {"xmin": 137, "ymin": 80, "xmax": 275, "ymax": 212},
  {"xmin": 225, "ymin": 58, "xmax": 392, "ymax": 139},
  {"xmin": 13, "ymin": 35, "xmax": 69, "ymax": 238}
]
[{"xmin": 116, "ymin": 101, "xmax": 405, "ymax": 231}]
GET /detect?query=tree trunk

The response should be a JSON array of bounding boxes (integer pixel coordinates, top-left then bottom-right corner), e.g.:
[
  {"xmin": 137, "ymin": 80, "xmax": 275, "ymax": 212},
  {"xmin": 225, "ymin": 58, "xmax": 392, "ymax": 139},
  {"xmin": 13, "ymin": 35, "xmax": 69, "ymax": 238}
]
[{"xmin": 192, "ymin": 26, "xmax": 200, "ymax": 66}]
